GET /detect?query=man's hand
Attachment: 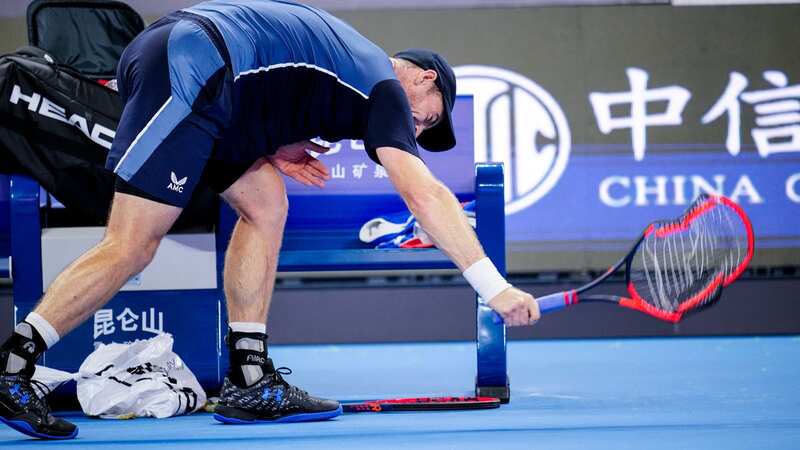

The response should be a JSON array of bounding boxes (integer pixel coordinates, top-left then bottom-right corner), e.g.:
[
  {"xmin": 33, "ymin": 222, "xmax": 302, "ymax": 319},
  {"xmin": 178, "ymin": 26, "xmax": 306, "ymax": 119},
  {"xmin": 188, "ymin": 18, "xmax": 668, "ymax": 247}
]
[
  {"xmin": 269, "ymin": 140, "xmax": 331, "ymax": 188},
  {"xmin": 487, "ymin": 287, "xmax": 540, "ymax": 327}
]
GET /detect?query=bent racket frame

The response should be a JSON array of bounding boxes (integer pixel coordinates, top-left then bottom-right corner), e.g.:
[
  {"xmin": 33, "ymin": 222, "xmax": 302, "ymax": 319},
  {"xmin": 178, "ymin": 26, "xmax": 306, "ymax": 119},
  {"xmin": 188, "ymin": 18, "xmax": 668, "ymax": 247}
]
[
  {"xmin": 342, "ymin": 396, "xmax": 501, "ymax": 413},
  {"xmin": 530, "ymin": 195, "xmax": 754, "ymax": 323}
]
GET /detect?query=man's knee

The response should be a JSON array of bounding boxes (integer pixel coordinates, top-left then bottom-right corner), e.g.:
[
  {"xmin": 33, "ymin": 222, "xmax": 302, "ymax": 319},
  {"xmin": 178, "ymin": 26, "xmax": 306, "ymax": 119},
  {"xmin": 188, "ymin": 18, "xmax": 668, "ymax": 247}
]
[
  {"xmin": 99, "ymin": 234, "xmax": 161, "ymax": 274},
  {"xmin": 101, "ymin": 190, "xmax": 182, "ymax": 273},
  {"xmin": 222, "ymin": 158, "xmax": 289, "ymax": 233},
  {"xmin": 237, "ymin": 191, "xmax": 288, "ymax": 232}
]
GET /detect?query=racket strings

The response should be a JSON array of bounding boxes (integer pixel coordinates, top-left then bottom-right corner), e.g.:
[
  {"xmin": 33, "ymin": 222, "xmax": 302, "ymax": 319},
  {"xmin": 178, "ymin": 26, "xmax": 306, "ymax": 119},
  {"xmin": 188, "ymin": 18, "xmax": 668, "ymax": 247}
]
[{"xmin": 630, "ymin": 195, "xmax": 748, "ymax": 314}]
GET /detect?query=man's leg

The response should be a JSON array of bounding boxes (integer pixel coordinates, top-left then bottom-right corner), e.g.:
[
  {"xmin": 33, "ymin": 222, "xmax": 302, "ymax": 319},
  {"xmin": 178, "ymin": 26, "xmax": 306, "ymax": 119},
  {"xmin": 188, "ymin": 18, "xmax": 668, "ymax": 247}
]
[
  {"xmin": 35, "ymin": 193, "xmax": 182, "ymax": 335},
  {"xmin": 0, "ymin": 7, "xmax": 230, "ymax": 439},
  {"xmin": 213, "ymin": 158, "xmax": 341, "ymax": 424},
  {"xmin": 0, "ymin": 192, "xmax": 181, "ymax": 439},
  {"xmin": 221, "ymin": 158, "xmax": 287, "ymax": 326}
]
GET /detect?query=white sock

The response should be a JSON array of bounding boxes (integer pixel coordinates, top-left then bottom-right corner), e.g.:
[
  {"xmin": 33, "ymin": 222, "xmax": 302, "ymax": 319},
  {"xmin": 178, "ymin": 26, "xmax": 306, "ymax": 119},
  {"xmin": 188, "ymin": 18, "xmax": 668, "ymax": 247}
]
[
  {"xmin": 229, "ymin": 322, "xmax": 266, "ymax": 334},
  {"xmin": 24, "ymin": 312, "xmax": 60, "ymax": 349}
]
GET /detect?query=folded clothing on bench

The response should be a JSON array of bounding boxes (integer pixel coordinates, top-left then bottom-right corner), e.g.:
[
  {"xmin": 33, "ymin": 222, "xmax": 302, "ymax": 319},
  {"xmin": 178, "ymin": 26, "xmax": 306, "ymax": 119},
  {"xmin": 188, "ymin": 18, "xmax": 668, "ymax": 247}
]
[{"xmin": 359, "ymin": 201, "xmax": 475, "ymax": 249}]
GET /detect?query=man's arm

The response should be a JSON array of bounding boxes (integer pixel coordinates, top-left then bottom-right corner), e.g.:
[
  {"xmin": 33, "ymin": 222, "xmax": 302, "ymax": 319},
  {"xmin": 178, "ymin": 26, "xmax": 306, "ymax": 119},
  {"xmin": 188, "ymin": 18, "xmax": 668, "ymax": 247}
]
[{"xmin": 377, "ymin": 147, "xmax": 540, "ymax": 326}]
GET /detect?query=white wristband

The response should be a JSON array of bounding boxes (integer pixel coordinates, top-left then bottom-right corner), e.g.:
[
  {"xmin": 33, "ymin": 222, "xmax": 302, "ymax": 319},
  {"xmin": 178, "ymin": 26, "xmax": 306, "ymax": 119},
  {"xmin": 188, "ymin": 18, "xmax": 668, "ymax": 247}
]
[{"xmin": 463, "ymin": 257, "xmax": 512, "ymax": 304}]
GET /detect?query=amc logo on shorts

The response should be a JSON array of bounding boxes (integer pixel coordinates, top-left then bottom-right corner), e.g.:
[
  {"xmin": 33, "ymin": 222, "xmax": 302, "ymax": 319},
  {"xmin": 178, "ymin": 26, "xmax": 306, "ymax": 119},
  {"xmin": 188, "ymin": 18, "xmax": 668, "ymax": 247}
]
[{"xmin": 455, "ymin": 66, "xmax": 571, "ymax": 215}]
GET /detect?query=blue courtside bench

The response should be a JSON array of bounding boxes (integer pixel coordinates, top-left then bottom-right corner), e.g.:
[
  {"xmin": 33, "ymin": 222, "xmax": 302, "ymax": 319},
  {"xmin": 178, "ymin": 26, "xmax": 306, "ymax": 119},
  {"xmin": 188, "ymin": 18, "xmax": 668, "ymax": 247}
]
[
  {"xmin": 7, "ymin": 99, "xmax": 511, "ymax": 402},
  {"xmin": 218, "ymin": 162, "xmax": 509, "ymax": 401}
]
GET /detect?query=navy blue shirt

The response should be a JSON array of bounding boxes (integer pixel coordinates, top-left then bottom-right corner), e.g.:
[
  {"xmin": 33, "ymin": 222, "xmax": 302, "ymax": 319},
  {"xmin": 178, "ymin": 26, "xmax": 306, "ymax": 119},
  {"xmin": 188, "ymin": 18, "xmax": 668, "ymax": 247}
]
[{"xmin": 185, "ymin": 0, "xmax": 418, "ymax": 164}]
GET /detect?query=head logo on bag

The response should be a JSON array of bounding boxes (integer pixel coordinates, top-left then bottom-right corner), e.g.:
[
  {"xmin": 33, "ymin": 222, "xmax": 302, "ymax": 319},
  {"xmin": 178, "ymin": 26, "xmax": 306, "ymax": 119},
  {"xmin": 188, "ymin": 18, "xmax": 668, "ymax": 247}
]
[{"xmin": 9, "ymin": 84, "xmax": 116, "ymax": 149}]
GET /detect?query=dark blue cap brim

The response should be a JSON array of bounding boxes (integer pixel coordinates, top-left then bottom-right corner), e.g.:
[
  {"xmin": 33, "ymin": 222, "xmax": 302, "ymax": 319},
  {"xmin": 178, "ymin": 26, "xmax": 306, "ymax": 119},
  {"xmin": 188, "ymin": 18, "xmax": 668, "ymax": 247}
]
[{"xmin": 417, "ymin": 102, "xmax": 455, "ymax": 151}]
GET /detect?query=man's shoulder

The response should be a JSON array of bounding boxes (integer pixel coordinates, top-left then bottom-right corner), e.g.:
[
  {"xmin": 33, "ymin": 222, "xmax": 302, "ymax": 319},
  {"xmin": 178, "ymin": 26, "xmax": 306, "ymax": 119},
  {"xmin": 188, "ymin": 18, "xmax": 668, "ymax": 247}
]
[{"xmin": 367, "ymin": 79, "xmax": 407, "ymax": 104}]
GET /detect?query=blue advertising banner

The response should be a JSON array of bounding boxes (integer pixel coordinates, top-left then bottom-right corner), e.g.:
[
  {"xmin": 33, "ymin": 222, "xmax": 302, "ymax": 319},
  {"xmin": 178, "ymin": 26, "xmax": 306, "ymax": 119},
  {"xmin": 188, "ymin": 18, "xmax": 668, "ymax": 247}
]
[
  {"xmin": 14, "ymin": 291, "xmax": 222, "ymax": 386},
  {"xmin": 455, "ymin": 64, "xmax": 800, "ymax": 265},
  {"xmin": 509, "ymin": 150, "xmax": 797, "ymax": 250},
  {"xmin": 284, "ymin": 97, "xmax": 475, "ymax": 196}
]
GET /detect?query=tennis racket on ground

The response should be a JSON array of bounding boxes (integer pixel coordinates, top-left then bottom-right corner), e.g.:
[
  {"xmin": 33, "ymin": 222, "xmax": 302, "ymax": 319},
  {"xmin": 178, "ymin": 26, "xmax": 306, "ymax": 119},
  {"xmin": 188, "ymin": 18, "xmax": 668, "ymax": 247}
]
[
  {"xmin": 342, "ymin": 396, "xmax": 500, "ymax": 413},
  {"xmin": 497, "ymin": 194, "xmax": 754, "ymax": 323}
]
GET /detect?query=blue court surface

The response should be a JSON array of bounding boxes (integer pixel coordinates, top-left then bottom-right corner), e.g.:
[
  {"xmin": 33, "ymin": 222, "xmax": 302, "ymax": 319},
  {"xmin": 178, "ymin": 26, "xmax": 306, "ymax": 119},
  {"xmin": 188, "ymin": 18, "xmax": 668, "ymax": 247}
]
[{"xmin": 1, "ymin": 336, "xmax": 798, "ymax": 449}]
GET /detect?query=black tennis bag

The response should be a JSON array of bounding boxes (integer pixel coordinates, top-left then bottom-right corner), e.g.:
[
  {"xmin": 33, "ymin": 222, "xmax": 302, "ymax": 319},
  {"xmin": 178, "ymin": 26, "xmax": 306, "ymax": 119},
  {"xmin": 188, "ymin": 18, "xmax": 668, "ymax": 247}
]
[
  {"xmin": 0, "ymin": 0, "xmax": 216, "ymax": 227},
  {"xmin": 26, "ymin": 0, "xmax": 146, "ymax": 81}
]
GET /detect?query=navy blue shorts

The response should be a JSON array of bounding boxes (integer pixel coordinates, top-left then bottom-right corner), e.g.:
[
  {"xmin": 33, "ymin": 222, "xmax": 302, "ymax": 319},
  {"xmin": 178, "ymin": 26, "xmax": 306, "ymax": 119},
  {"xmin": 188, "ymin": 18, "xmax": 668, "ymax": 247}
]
[{"xmin": 106, "ymin": 12, "xmax": 245, "ymax": 207}]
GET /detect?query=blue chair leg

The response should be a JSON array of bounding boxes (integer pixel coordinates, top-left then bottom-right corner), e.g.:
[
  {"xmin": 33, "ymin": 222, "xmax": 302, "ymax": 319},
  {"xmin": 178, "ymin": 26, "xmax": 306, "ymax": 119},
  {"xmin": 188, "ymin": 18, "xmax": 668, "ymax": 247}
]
[
  {"xmin": 9, "ymin": 175, "xmax": 43, "ymax": 307},
  {"xmin": 474, "ymin": 163, "xmax": 509, "ymax": 402}
]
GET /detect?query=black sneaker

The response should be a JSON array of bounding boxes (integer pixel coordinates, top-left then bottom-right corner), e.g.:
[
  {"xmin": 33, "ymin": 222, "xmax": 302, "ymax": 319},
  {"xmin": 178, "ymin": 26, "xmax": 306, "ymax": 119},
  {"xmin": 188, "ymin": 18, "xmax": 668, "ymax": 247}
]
[
  {"xmin": 0, "ymin": 374, "xmax": 78, "ymax": 439},
  {"xmin": 213, "ymin": 360, "xmax": 341, "ymax": 424}
]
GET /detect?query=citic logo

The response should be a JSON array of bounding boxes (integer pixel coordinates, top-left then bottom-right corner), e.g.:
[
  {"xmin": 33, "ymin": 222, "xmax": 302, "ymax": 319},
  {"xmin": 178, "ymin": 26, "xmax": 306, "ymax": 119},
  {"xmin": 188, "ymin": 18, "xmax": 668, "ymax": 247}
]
[{"xmin": 455, "ymin": 66, "xmax": 571, "ymax": 215}]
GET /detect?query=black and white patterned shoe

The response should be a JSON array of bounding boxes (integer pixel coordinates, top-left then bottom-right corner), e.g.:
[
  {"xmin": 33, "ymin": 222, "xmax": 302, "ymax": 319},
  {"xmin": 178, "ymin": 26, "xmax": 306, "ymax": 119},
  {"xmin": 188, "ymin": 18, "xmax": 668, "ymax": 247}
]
[
  {"xmin": 213, "ymin": 359, "xmax": 341, "ymax": 424},
  {"xmin": 0, "ymin": 374, "xmax": 78, "ymax": 439}
]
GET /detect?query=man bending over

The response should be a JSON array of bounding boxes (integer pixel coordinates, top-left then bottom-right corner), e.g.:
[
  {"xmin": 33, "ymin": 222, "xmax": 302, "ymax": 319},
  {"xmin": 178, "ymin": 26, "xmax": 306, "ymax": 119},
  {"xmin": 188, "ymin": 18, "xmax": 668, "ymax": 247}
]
[{"xmin": 0, "ymin": 0, "xmax": 539, "ymax": 439}]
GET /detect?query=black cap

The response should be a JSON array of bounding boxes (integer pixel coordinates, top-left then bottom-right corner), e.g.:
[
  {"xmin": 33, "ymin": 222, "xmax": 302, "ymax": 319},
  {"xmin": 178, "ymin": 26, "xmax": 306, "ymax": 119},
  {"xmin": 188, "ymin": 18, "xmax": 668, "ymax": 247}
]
[{"xmin": 393, "ymin": 48, "xmax": 457, "ymax": 152}]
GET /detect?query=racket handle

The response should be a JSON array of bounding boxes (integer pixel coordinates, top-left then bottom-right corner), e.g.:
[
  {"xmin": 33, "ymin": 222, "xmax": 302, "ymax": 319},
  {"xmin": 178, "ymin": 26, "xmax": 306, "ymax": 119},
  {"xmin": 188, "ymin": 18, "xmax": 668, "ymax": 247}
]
[
  {"xmin": 537, "ymin": 291, "xmax": 578, "ymax": 313},
  {"xmin": 491, "ymin": 291, "xmax": 578, "ymax": 324}
]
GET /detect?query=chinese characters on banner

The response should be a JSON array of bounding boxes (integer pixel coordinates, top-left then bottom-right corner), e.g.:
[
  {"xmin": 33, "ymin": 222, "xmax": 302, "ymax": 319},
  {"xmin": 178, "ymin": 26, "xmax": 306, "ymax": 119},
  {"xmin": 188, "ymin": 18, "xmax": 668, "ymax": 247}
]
[
  {"xmin": 703, "ymin": 71, "xmax": 800, "ymax": 157},
  {"xmin": 324, "ymin": 159, "xmax": 389, "ymax": 181},
  {"xmin": 93, "ymin": 307, "xmax": 164, "ymax": 341},
  {"xmin": 590, "ymin": 67, "xmax": 800, "ymax": 161},
  {"xmin": 311, "ymin": 141, "xmax": 385, "ymax": 181},
  {"xmin": 590, "ymin": 68, "xmax": 691, "ymax": 161},
  {"xmin": 587, "ymin": 67, "xmax": 798, "ymax": 211}
]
